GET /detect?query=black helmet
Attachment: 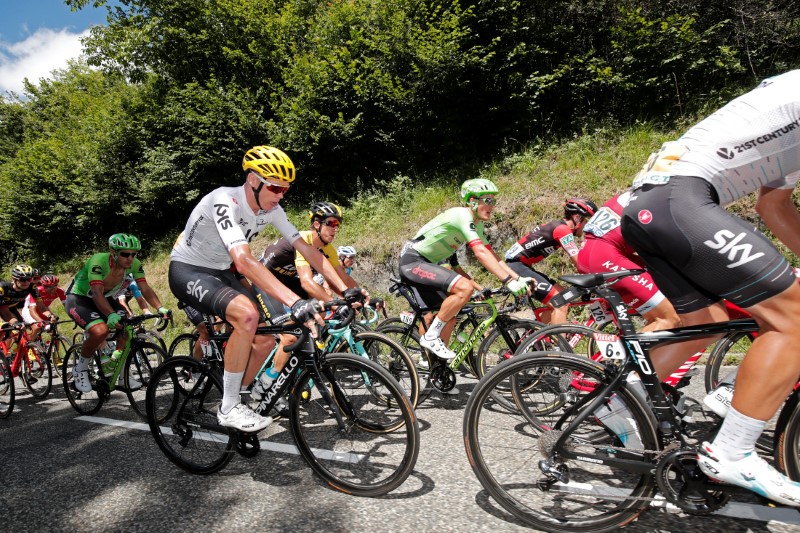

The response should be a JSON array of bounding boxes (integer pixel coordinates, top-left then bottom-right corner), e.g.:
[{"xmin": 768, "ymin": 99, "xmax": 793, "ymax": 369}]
[
  {"xmin": 308, "ymin": 201, "xmax": 343, "ymax": 222},
  {"xmin": 564, "ymin": 198, "xmax": 598, "ymax": 218}
]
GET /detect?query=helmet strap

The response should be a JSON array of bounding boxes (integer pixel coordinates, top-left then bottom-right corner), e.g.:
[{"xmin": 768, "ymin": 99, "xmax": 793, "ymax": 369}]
[{"xmin": 468, "ymin": 198, "xmax": 479, "ymax": 212}]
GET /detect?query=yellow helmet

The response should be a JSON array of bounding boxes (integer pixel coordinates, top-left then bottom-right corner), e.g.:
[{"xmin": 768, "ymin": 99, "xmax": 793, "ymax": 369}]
[{"xmin": 242, "ymin": 146, "xmax": 295, "ymax": 183}]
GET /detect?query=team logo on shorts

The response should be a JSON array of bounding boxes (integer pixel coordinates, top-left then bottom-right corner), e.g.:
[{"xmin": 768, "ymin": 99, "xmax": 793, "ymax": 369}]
[
  {"xmin": 637, "ymin": 210, "xmax": 653, "ymax": 224},
  {"xmin": 716, "ymin": 147, "xmax": 735, "ymax": 160}
]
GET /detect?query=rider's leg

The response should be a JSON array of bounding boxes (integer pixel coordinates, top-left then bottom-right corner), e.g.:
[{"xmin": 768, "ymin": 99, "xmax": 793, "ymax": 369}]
[
  {"xmin": 81, "ymin": 322, "xmax": 109, "ymax": 361},
  {"xmin": 243, "ymin": 331, "xmax": 276, "ymax": 385},
  {"xmin": 649, "ymin": 301, "xmax": 730, "ymax": 379},
  {"xmin": 219, "ymin": 295, "xmax": 260, "ymax": 414},
  {"xmin": 423, "ymin": 277, "xmax": 471, "ymax": 341}
]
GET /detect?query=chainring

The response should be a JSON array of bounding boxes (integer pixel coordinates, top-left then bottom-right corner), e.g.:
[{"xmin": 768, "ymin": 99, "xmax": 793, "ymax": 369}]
[
  {"xmin": 234, "ymin": 432, "xmax": 261, "ymax": 458},
  {"xmin": 655, "ymin": 449, "xmax": 729, "ymax": 514},
  {"xmin": 430, "ymin": 363, "xmax": 457, "ymax": 393}
]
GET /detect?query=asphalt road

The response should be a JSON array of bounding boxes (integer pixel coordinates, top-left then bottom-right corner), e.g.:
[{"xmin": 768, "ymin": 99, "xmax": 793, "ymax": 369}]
[{"xmin": 2, "ymin": 365, "xmax": 799, "ymax": 533}]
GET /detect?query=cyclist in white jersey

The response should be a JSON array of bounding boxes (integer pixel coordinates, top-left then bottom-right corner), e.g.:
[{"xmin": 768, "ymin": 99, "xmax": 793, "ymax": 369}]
[
  {"xmin": 170, "ymin": 146, "xmax": 359, "ymax": 432},
  {"xmin": 620, "ymin": 70, "xmax": 800, "ymax": 505}
]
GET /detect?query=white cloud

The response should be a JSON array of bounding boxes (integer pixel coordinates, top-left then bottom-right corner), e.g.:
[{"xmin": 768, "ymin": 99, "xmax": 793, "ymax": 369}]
[{"xmin": 0, "ymin": 28, "xmax": 89, "ymax": 96}]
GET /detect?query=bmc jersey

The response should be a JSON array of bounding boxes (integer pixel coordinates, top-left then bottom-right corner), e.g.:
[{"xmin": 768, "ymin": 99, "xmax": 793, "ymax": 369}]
[
  {"xmin": 171, "ymin": 185, "xmax": 300, "ymax": 270},
  {"xmin": 583, "ymin": 191, "xmax": 635, "ymax": 255},
  {"xmin": 504, "ymin": 220, "xmax": 578, "ymax": 266},
  {"xmin": 0, "ymin": 281, "xmax": 39, "ymax": 309},
  {"xmin": 71, "ymin": 253, "xmax": 146, "ymax": 298},
  {"xmin": 260, "ymin": 230, "xmax": 340, "ymax": 279},
  {"xmin": 633, "ymin": 69, "xmax": 800, "ymax": 206},
  {"xmin": 410, "ymin": 207, "xmax": 490, "ymax": 264}
]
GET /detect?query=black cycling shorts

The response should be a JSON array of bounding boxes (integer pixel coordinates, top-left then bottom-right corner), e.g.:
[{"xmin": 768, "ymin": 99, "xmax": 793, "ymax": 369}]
[
  {"xmin": 65, "ymin": 294, "xmax": 126, "ymax": 330},
  {"xmin": 252, "ymin": 275, "xmax": 305, "ymax": 323},
  {"xmin": 168, "ymin": 261, "xmax": 259, "ymax": 320},
  {"xmin": 398, "ymin": 245, "xmax": 462, "ymax": 309},
  {"xmin": 621, "ymin": 176, "xmax": 795, "ymax": 313}
]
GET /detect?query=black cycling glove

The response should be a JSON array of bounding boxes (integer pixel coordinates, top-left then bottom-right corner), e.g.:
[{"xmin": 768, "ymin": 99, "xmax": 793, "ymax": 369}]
[
  {"xmin": 291, "ymin": 298, "xmax": 321, "ymax": 323},
  {"xmin": 343, "ymin": 287, "xmax": 365, "ymax": 303}
]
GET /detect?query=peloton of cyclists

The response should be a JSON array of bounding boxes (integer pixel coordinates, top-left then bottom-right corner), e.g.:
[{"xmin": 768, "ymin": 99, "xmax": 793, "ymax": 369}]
[
  {"xmin": 66, "ymin": 233, "xmax": 171, "ymax": 393},
  {"xmin": 0, "ymin": 265, "xmax": 56, "ymax": 345},
  {"xmin": 21, "ymin": 274, "xmax": 67, "ymax": 341},
  {"xmin": 504, "ymin": 198, "xmax": 598, "ymax": 324},
  {"xmin": 398, "ymin": 178, "xmax": 531, "ymax": 363}
]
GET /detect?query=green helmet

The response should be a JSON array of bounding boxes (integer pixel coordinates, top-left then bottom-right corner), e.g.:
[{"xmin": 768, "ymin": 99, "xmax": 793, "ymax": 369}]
[
  {"xmin": 108, "ymin": 233, "xmax": 141, "ymax": 251},
  {"xmin": 460, "ymin": 178, "xmax": 499, "ymax": 203}
]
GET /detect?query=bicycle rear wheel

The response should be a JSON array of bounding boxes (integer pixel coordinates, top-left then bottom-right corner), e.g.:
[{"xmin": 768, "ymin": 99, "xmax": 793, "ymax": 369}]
[
  {"xmin": 125, "ymin": 341, "xmax": 168, "ymax": 419},
  {"xmin": 62, "ymin": 345, "xmax": 104, "ymax": 415},
  {"xmin": 0, "ymin": 354, "xmax": 15, "ymax": 419},
  {"xmin": 290, "ymin": 353, "xmax": 419, "ymax": 496},
  {"xmin": 376, "ymin": 323, "xmax": 435, "ymax": 403},
  {"xmin": 168, "ymin": 332, "xmax": 199, "ymax": 358},
  {"xmin": 146, "ymin": 356, "xmax": 234, "ymax": 474},
  {"xmin": 464, "ymin": 351, "xmax": 658, "ymax": 532},
  {"xmin": 47, "ymin": 334, "xmax": 71, "ymax": 377},
  {"xmin": 22, "ymin": 342, "xmax": 52, "ymax": 399}
]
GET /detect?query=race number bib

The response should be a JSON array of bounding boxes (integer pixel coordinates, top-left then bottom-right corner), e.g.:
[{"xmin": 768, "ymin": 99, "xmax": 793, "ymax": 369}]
[{"xmin": 584, "ymin": 207, "xmax": 621, "ymax": 238}]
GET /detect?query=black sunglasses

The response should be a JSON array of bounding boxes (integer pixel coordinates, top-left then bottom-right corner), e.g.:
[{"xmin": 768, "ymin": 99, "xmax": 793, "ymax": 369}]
[{"xmin": 118, "ymin": 252, "xmax": 138, "ymax": 258}]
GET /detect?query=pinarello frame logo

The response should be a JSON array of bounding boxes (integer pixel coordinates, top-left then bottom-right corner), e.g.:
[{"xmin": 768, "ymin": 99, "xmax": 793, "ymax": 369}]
[{"xmin": 638, "ymin": 210, "xmax": 653, "ymax": 224}]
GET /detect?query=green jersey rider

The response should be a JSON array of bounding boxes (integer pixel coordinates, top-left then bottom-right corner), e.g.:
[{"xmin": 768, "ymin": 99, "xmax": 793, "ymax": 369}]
[{"xmin": 398, "ymin": 178, "xmax": 531, "ymax": 362}]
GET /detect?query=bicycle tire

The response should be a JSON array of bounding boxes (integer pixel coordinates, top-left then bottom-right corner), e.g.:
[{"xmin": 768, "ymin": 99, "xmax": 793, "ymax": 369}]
[
  {"xmin": 333, "ymin": 330, "xmax": 420, "ymax": 409},
  {"xmin": 375, "ymin": 323, "xmax": 435, "ymax": 403},
  {"xmin": 290, "ymin": 352, "xmax": 419, "ymax": 496},
  {"xmin": 464, "ymin": 351, "xmax": 659, "ymax": 532},
  {"xmin": 22, "ymin": 343, "xmax": 53, "ymax": 399},
  {"xmin": 703, "ymin": 331, "xmax": 753, "ymax": 392},
  {"xmin": 125, "ymin": 341, "xmax": 168, "ymax": 419},
  {"xmin": 0, "ymin": 354, "xmax": 15, "ymax": 419},
  {"xmin": 62, "ymin": 345, "xmax": 104, "ymax": 415},
  {"xmin": 168, "ymin": 332, "xmax": 199, "ymax": 358},
  {"xmin": 48, "ymin": 334, "xmax": 71, "ymax": 378},
  {"xmin": 146, "ymin": 356, "xmax": 234, "ymax": 474},
  {"xmin": 138, "ymin": 329, "xmax": 168, "ymax": 354}
]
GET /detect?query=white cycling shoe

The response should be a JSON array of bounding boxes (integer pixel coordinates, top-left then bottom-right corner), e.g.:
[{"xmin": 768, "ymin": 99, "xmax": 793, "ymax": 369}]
[
  {"xmin": 217, "ymin": 403, "xmax": 273, "ymax": 433},
  {"xmin": 698, "ymin": 441, "xmax": 800, "ymax": 506},
  {"xmin": 116, "ymin": 373, "xmax": 142, "ymax": 390},
  {"xmin": 419, "ymin": 335, "xmax": 456, "ymax": 361},
  {"xmin": 72, "ymin": 368, "xmax": 93, "ymax": 393}
]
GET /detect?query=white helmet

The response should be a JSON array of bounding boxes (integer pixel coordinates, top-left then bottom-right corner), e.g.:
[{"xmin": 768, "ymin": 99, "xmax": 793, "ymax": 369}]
[{"xmin": 337, "ymin": 245, "xmax": 357, "ymax": 258}]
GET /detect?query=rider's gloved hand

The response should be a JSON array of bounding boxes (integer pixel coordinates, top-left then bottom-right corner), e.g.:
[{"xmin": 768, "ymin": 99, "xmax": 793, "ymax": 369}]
[
  {"xmin": 106, "ymin": 312, "xmax": 122, "ymax": 329},
  {"xmin": 291, "ymin": 298, "xmax": 321, "ymax": 323},
  {"xmin": 506, "ymin": 277, "xmax": 530, "ymax": 297},
  {"xmin": 158, "ymin": 306, "xmax": 171, "ymax": 318},
  {"xmin": 343, "ymin": 287, "xmax": 366, "ymax": 303}
]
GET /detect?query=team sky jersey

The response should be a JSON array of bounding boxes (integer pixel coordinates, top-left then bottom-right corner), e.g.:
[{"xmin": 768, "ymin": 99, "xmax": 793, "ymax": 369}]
[
  {"xmin": 260, "ymin": 230, "xmax": 340, "ymax": 279},
  {"xmin": 25, "ymin": 286, "xmax": 67, "ymax": 309},
  {"xmin": 410, "ymin": 207, "xmax": 490, "ymax": 264},
  {"xmin": 633, "ymin": 70, "xmax": 800, "ymax": 206},
  {"xmin": 71, "ymin": 253, "xmax": 146, "ymax": 298},
  {"xmin": 504, "ymin": 220, "xmax": 578, "ymax": 266},
  {"xmin": 583, "ymin": 191, "xmax": 636, "ymax": 255},
  {"xmin": 0, "ymin": 281, "xmax": 40, "ymax": 309},
  {"xmin": 171, "ymin": 185, "xmax": 301, "ymax": 270}
]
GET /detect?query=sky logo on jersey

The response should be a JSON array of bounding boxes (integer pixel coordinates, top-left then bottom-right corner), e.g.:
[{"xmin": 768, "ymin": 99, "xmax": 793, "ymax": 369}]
[
  {"xmin": 637, "ymin": 210, "xmax": 653, "ymax": 224},
  {"xmin": 186, "ymin": 279, "xmax": 209, "ymax": 302},
  {"xmin": 704, "ymin": 229, "xmax": 765, "ymax": 268}
]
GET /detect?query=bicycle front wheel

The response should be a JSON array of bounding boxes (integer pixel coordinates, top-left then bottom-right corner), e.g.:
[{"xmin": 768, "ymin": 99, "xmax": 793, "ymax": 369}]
[
  {"xmin": 376, "ymin": 323, "xmax": 435, "ymax": 404},
  {"xmin": 464, "ymin": 351, "xmax": 658, "ymax": 532},
  {"xmin": 341, "ymin": 330, "xmax": 420, "ymax": 409},
  {"xmin": 125, "ymin": 341, "xmax": 167, "ymax": 419},
  {"xmin": 0, "ymin": 354, "xmax": 15, "ymax": 419},
  {"xmin": 146, "ymin": 356, "xmax": 234, "ymax": 474},
  {"xmin": 290, "ymin": 353, "xmax": 419, "ymax": 497},
  {"xmin": 23, "ymin": 343, "xmax": 52, "ymax": 399},
  {"xmin": 48, "ymin": 334, "xmax": 72, "ymax": 377},
  {"xmin": 62, "ymin": 345, "xmax": 104, "ymax": 415},
  {"xmin": 168, "ymin": 332, "xmax": 199, "ymax": 358}
]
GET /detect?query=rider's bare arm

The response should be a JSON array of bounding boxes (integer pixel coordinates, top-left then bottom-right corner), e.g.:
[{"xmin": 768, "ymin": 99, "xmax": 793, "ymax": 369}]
[
  {"xmin": 230, "ymin": 244, "xmax": 301, "ymax": 308},
  {"xmin": 294, "ymin": 239, "xmax": 349, "ymax": 294},
  {"xmin": 756, "ymin": 186, "xmax": 800, "ymax": 257},
  {"xmin": 472, "ymin": 242, "xmax": 519, "ymax": 282}
]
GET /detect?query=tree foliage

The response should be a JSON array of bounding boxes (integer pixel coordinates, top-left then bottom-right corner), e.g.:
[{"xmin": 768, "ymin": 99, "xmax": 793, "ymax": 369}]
[{"xmin": 1, "ymin": 0, "xmax": 799, "ymax": 263}]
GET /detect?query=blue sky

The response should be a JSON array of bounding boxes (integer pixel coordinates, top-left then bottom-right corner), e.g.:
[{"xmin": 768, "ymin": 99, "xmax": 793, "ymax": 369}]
[{"xmin": 0, "ymin": 0, "xmax": 116, "ymax": 96}]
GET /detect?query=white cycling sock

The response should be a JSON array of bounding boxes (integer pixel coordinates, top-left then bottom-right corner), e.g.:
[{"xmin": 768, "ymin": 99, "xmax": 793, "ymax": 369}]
[
  {"xmin": 424, "ymin": 317, "xmax": 446, "ymax": 340},
  {"xmin": 712, "ymin": 406, "xmax": 765, "ymax": 461},
  {"xmin": 221, "ymin": 370, "xmax": 245, "ymax": 415}
]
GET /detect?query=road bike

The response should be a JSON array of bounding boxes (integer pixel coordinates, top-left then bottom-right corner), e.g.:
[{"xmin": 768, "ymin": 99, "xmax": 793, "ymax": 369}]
[
  {"xmin": 1, "ymin": 321, "xmax": 53, "ymax": 400},
  {"xmin": 62, "ymin": 313, "xmax": 168, "ymax": 419},
  {"xmin": 463, "ymin": 269, "xmax": 800, "ymax": 532},
  {"xmin": 378, "ymin": 279, "xmax": 542, "ymax": 404},
  {"xmin": 146, "ymin": 296, "xmax": 419, "ymax": 497},
  {"xmin": 32, "ymin": 319, "xmax": 72, "ymax": 378},
  {"xmin": 0, "ymin": 344, "xmax": 15, "ymax": 418}
]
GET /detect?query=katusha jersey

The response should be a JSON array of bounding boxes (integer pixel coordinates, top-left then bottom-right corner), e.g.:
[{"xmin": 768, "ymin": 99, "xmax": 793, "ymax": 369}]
[
  {"xmin": 633, "ymin": 69, "xmax": 800, "ymax": 206},
  {"xmin": 583, "ymin": 191, "xmax": 636, "ymax": 255},
  {"xmin": 171, "ymin": 185, "xmax": 300, "ymax": 270},
  {"xmin": 410, "ymin": 207, "xmax": 490, "ymax": 264},
  {"xmin": 504, "ymin": 220, "xmax": 578, "ymax": 266}
]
